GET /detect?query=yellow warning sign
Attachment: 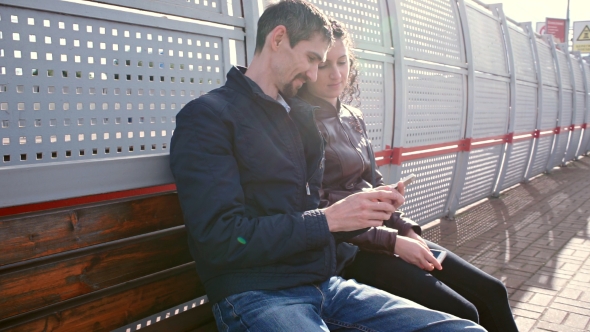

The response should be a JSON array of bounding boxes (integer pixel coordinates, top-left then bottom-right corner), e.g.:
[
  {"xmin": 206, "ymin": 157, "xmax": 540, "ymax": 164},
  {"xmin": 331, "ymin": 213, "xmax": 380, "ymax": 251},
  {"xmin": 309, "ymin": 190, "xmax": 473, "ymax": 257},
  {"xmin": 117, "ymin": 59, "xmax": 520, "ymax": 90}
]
[
  {"xmin": 577, "ymin": 25, "xmax": 590, "ymax": 41},
  {"xmin": 573, "ymin": 21, "xmax": 590, "ymax": 53}
]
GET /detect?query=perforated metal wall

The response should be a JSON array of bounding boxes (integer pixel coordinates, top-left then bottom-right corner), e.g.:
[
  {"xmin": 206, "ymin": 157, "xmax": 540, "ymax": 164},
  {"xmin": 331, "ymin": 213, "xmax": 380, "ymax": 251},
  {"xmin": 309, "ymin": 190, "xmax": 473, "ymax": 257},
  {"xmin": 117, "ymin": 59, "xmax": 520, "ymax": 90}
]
[
  {"xmin": 537, "ymin": 39, "xmax": 557, "ymax": 87},
  {"xmin": 583, "ymin": 135, "xmax": 590, "ymax": 155},
  {"xmin": 310, "ymin": 0, "xmax": 392, "ymax": 52},
  {"xmin": 584, "ymin": 62, "xmax": 590, "ymax": 154},
  {"xmin": 402, "ymin": 64, "xmax": 465, "ymax": 147},
  {"xmin": 541, "ymin": 87, "xmax": 559, "ymax": 129},
  {"xmin": 529, "ymin": 135, "xmax": 553, "ymax": 176},
  {"xmin": 393, "ymin": 0, "xmax": 465, "ymax": 67},
  {"xmin": 458, "ymin": 145, "xmax": 502, "ymax": 207},
  {"xmin": 399, "ymin": 153, "xmax": 458, "ymax": 223},
  {"xmin": 471, "ymin": 76, "xmax": 509, "ymax": 138},
  {"xmin": 565, "ymin": 130, "xmax": 582, "ymax": 161},
  {"xmin": 575, "ymin": 92, "xmax": 586, "ymax": 124},
  {"xmin": 0, "ymin": 7, "xmax": 234, "ymax": 167},
  {"xmin": 513, "ymin": 83, "xmax": 537, "ymax": 133},
  {"xmin": 571, "ymin": 56, "xmax": 585, "ymax": 92},
  {"xmin": 0, "ymin": 1, "xmax": 244, "ymax": 207},
  {"xmin": 501, "ymin": 139, "xmax": 532, "ymax": 189},
  {"xmin": 465, "ymin": 6, "xmax": 508, "ymax": 77},
  {"xmin": 358, "ymin": 58, "xmax": 387, "ymax": 151},
  {"xmin": 549, "ymin": 132, "xmax": 568, "ymax": 168},
  {"xmin": 556, "ymin": 51, "xmax": 572, "ymax": 90},
  {"xmin": 508, "ymin": 27, "xmax": 536, "ymax": 83},
  {"xmin": 560, "ymin": 90, "xmax": 573, "ymax": 126},
  {"xmin": 89, "ymin": 0, "xmax": 244, "ymax": 26}
]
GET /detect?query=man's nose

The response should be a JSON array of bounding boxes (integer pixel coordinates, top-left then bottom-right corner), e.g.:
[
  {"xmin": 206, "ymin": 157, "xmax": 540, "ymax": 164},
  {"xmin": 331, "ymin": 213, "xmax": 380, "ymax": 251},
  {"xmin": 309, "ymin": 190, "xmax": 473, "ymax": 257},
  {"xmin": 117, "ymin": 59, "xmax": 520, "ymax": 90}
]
[{"xmin": 306, "ymin": 66, "xmax": 319, "ymax": 82}]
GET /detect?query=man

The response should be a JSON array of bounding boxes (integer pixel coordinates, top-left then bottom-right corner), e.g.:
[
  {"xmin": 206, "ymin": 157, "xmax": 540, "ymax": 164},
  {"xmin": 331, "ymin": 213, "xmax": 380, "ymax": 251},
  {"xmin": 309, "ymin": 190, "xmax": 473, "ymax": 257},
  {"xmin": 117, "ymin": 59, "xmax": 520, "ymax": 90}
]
[{"xmin": 170, "ymin": 0, "xmax": 485, "ymax": 330}]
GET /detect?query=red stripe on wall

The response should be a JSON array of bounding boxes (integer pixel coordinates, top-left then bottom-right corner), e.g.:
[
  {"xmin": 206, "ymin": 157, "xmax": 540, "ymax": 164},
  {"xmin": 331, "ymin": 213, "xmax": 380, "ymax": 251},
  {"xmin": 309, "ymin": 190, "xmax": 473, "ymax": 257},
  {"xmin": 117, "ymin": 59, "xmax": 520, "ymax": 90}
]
[{"xmin": 0, "ymin": 184, "xmax": 177, "ymax": 218}]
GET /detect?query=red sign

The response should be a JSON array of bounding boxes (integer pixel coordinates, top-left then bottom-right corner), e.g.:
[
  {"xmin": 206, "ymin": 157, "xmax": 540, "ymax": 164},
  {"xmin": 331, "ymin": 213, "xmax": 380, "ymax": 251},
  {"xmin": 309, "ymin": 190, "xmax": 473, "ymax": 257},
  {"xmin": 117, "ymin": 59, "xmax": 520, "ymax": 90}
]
[{"xmin": 545, "ymin": 18, "xmax": 567, "ymax": 43}]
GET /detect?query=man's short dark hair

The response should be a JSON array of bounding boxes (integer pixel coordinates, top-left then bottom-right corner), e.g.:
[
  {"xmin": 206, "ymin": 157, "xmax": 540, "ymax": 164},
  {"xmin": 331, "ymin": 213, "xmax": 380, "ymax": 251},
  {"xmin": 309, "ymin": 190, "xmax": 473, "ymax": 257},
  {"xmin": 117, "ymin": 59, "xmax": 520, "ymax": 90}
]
[{"xmin": 255, "ymin": 0, "xmax": 333, "ymax": 54}]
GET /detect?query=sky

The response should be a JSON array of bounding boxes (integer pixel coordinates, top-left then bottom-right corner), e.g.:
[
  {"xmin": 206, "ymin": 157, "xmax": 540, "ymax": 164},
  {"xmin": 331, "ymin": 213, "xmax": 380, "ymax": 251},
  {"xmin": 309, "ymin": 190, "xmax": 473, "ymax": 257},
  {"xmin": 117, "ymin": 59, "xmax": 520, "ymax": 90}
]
[{"xmin": 489, "ymin": 0, "xmax": 589, "ymax": 28}]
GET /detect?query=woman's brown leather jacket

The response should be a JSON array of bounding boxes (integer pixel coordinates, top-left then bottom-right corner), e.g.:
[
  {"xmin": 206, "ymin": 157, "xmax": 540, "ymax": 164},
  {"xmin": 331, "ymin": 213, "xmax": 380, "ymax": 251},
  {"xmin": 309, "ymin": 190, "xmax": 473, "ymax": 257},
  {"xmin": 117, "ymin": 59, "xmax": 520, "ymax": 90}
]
[{"xmin": 298, "ymin": 87, "xmax": 421, "ymax": 256}]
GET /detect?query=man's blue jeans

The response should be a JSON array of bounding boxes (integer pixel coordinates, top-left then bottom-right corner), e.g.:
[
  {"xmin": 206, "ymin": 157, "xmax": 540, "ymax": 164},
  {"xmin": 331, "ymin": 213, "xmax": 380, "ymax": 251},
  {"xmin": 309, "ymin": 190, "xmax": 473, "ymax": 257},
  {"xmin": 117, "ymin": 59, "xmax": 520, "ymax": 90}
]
[{"xmin": 212, "ymin": 276, "xmax": 486, "ymax": 331}]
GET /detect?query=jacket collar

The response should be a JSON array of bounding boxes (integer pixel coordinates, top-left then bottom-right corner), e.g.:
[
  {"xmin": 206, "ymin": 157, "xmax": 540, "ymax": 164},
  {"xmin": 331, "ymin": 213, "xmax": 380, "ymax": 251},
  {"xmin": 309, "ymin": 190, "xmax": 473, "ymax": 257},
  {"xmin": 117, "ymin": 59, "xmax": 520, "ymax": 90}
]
[
  {"xmin": 225, "ymin": 66, "xmax": 297, "ymax": 110},
  {"xmin": 225, "ymin": 66, "xmax": 267, "ymax": 99},
  {"xmin": 296, "ymin": 86, "xmax": 341, "ymax": 120}
]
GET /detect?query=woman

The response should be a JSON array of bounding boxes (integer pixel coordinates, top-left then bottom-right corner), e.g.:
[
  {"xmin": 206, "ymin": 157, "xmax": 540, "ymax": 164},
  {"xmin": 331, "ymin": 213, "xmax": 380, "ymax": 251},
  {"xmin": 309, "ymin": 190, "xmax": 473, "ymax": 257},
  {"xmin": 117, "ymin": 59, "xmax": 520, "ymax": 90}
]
[{"xmin": 296, "ymin": 20, "xmax": 518, "ymax": 332}]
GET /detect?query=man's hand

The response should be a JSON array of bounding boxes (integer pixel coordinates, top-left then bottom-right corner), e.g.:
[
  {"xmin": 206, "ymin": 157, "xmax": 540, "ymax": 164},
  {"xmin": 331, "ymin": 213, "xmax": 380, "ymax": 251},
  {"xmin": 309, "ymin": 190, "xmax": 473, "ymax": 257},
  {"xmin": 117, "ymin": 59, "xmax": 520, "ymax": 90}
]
[
  {"xmin": 323, "ymin": 189, "xmax": 401, "ymax": 232},
  {"xmin": 368, "ymin": 182, "xmax": 405, "ymax": 210},
  {"xmin": 394, "ymin": 236, "xmax": 443, "ymax": 271}
]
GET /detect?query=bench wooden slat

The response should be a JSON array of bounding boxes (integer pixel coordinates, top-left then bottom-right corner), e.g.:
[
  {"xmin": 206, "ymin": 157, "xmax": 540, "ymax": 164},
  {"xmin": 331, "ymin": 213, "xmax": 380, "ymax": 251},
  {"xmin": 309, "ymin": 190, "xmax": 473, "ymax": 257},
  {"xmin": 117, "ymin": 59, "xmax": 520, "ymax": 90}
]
[
  {"xmin": 0, "ymin": 264, "xmax": 206, "ymax": 331},
  {"xmin": 0, "ymin": 193, "xmax": 183, "ymax": 267},
  {"xmin": 0, "ymin": 228, "xmax": 192, "ymax": 320}
]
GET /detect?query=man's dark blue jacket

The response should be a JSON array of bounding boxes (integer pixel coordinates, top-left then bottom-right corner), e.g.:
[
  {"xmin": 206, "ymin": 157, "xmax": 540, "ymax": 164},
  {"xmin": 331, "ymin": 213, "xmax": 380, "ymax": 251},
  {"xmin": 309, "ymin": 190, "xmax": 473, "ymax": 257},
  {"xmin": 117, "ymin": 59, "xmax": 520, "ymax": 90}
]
[{"xmin": 170, "ymin": 67, "xmax": 353, "ymax": 304}]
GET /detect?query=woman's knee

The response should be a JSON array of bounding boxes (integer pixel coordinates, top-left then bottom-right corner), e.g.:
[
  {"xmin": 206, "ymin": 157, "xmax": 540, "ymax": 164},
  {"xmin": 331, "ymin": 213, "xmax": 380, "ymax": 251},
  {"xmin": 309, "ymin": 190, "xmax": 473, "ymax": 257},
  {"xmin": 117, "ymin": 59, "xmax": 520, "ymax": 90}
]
[
  {"xmin": 455, "ymin": 299, "xmax": 479, "ymax": 324},
  {"xmin": 486, "ymin": 275, "xmax": 510, "ymax": 300}
]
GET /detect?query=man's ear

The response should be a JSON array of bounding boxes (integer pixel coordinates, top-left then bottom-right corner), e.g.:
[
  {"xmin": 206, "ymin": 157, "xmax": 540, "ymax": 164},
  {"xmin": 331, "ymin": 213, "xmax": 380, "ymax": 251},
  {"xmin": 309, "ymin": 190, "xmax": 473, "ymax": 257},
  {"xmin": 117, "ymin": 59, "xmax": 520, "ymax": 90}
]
[{"xmin": 268, "ymin": 25, "xmax": 288, "ymax": 51}]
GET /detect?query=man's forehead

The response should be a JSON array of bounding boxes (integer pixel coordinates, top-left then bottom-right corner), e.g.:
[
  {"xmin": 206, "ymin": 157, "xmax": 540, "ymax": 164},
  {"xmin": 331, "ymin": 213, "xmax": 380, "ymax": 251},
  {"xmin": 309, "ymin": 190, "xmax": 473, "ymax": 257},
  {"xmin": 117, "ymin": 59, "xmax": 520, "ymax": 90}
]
[{"xmin": 294, "ymin": 34, "xmax": 330, "ymax": 58}]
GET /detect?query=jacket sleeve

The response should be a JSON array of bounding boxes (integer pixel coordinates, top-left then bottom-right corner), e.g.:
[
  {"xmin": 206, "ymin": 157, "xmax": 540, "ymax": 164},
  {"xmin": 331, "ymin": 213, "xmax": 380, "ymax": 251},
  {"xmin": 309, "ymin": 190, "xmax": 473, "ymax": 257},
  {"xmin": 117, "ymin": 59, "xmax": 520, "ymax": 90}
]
[
  {"xmin": 170, "ymin": 101, "xmax": 332, "ymax": 269},
  {"xmin": 347, "ymin": 212, "xmax": 422, "ymax": 255},
  {"xmin": 383, "ymin": 211, "xmax": 422, "ymax": 236},
  {"xmin": 347, "ymin": 226, "xmax": 397, "ymax": 256}
]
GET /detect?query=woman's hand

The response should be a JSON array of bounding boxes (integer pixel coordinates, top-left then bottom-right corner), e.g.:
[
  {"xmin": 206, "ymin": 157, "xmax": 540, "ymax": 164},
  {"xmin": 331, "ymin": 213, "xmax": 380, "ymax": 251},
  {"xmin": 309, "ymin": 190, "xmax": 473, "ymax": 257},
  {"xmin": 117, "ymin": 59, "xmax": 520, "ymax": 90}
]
[
  {"xmin": 394, "ymin": 236, "xmax": 442, "ymax": 271},
  {"xmin": 406, "ymin": 228, "xmax": 428, "ymax": 248}
]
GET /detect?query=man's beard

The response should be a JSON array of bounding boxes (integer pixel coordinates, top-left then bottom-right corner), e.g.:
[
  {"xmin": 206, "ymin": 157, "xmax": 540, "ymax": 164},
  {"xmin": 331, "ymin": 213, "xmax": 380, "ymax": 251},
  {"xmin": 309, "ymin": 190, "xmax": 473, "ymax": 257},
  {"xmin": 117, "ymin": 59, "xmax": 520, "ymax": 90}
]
[{"xmin": 280, "ymin": 74, "xmax": 307, "ymax": 98}]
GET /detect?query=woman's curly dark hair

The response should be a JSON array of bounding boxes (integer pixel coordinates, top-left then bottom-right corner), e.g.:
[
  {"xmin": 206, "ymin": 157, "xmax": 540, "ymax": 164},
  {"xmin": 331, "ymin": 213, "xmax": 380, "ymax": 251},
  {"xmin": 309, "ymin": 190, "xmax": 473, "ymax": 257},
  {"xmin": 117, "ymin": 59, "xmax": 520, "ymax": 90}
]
[{"xmin": 331, "ymin": 20, "xmax": 361, "ymax": 107}]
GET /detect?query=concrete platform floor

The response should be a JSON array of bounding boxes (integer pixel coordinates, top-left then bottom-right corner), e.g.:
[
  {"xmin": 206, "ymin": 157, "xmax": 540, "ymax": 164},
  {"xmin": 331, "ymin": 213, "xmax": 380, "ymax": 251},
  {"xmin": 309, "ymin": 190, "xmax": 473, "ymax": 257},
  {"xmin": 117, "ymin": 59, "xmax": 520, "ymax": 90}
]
[{"xmin": 422, "ymin": 156, "xmax": 590, "ymax": 332}]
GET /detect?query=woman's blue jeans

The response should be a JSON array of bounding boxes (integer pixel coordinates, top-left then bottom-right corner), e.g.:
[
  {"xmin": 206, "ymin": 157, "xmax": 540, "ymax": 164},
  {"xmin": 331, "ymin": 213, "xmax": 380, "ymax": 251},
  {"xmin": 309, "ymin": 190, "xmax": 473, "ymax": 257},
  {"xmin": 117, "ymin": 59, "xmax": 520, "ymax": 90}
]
[{"xmin": 212, "ymin": 276, "xmax": 485, "ymax": 331}]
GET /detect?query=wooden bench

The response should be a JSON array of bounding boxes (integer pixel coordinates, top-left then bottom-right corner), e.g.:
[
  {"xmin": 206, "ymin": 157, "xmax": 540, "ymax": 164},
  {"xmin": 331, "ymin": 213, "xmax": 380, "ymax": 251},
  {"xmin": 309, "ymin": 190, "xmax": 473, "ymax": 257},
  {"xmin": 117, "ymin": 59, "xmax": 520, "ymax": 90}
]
[{"xmin": 0, "ymin": 192, "xmax": 217, "ymax": 331}]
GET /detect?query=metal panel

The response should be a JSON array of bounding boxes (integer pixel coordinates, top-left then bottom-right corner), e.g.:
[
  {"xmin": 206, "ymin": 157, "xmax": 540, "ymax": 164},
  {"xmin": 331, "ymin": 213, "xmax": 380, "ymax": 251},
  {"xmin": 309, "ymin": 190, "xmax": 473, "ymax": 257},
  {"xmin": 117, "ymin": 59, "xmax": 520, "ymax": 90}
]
[
  {"xmin": 0, "ymin": 155, "xmax": 172, "ymax": 208},
  {"xmin": 540, "ymin": 87, "xmax": 559, "ymax": 129},
  {"xmin": 501, "ymin": 139, "xmax": 533, "ymax": 189},
  {"xmin": 556, "ymin": 51, "xmax": 572, "ymax": 91},
  {"xmin": 88, "ymin": 0, "xmax": 244, "ymax": 27},
  {"xmin": 465, "ymin": 5, "xmax": 508, "ymax": 77},
  {"xmin": 580, "ymin": 62, "xmax": 590, "ymax": 155},
  {"xmin": 565, "ymin": 129, "xmax": 582, "ymax": 161},
  {"xmin": 571, "ymin": 55, "xmax": 585, "ymax": 92},
  {"xmin": 536, "ymin": 38, "xmax": 557, "ymax": 87},
  {"xmin": 402, "ymin": 63, "xmax": 466, "ymax": 147},
  {"xmin": 574, "ymin": 92, "xmax": 586, "ymax": 124},
  {"xmin": 458, "ymin": 145, "xmax": 502, "ymax": 207},
  {"xmin": 0, "ymin": 1, "xmax": 245, "ymax": 207},
  {"xmin": 560, "ymin": 90, "xmax": 573, "ymax": 126},
  {"xmin": 513, "ymin": 82, "xmax": 537, "ymax": 133},
  {"xmin": 310, "ymin": 0, "xmax": 393, "ymax": 54},
  {"xmin": 357, "ymin": 57, "xmax": 391, "ymax": 152},
  {"xmin": 392, "ymin": 0, "xmax": 466, "ymax": 67},
  {"xmin": 398, "ymin": 153, "xmax": 459, "ymax": 225},
  {"xmin": 528, "ymin": 135, "xmax": 553, "ymax": 177},
  {"xmin": 508, "ymin": 27, "xmax": 536, "ymax": 83},
  {"xmin": 471, "ymin": 75, "xmax": 509, "ymax": 138},
  {"xmin": 584, "ymin": 62, "xmax": 590, "ymax": 125},
  {"xmin": 549, "ymin": 132, "xmax": 568, "ymax": 168},
  {"xmin": 487, "ymin": 3, "xmax": 516, "ymax": 197}
]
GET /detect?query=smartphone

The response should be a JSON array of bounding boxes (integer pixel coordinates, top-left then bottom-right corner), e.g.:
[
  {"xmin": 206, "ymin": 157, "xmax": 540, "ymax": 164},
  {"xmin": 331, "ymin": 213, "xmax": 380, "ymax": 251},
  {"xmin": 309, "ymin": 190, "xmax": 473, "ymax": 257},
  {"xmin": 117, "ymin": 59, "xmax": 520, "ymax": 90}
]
[
  {"xmin": 430, "ymin": 249, "xmax": 447, "ymax": 264},
  {"xmin": 391, "ymin": 173, "xmax": 417, "ymax": 190}
]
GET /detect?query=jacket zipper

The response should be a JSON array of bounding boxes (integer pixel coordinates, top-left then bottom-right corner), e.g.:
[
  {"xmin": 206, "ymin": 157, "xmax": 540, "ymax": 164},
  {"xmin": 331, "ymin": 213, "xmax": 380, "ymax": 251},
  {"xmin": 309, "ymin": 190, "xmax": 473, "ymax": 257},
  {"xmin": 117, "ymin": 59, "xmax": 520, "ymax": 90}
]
[
  {"xmin": 338, "ymin": 110, "xmax": 365, "ymax": 175},
  {"xmin": 306, "ymin": 107, "xmax": 324, "ymax": 197}
]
